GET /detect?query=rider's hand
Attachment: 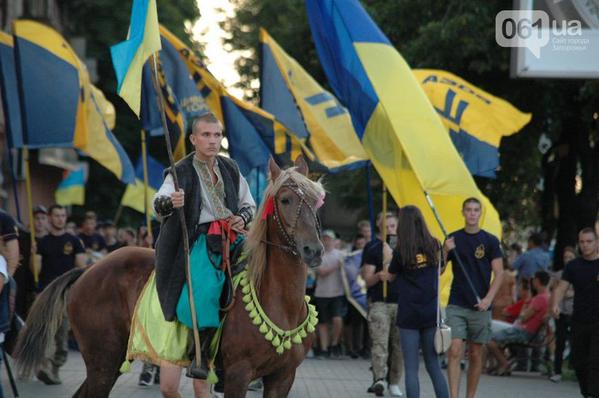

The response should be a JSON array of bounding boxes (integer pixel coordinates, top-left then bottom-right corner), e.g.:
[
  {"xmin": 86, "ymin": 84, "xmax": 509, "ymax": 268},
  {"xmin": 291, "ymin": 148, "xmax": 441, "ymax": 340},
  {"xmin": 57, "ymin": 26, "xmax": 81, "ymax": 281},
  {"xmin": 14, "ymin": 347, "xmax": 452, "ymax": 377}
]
[
  {"xmin": 229, "ymin": 215, "xmax": 245, "ymax": 232},
  {"xmin": 171, "ymin": 190, "xmax": 184, "ymax": 208}
]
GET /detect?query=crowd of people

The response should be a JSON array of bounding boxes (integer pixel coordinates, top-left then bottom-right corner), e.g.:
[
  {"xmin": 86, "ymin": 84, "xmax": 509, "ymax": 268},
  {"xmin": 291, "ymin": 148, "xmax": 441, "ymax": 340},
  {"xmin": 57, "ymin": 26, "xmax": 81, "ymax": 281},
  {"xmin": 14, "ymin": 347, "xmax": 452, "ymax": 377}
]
[
  {"xmin": 307, "ymin": 198, "xmax": 598, "ymax": 398},
  {"xmin": 9, "ymin": 201, "xmax": 594, "ymax": 398},
  {"xmin": 0, "ymin": 182, "xmax": 596, "ymax": 397}
]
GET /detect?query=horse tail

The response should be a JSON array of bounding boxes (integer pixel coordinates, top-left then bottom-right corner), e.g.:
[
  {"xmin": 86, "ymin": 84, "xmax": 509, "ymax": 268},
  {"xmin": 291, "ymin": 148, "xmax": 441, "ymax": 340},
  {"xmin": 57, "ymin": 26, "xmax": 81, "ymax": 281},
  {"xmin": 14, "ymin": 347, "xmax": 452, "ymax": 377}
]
[{"xmin": 15, "ymin": 267, "xmax": 85, "ymax": 378}]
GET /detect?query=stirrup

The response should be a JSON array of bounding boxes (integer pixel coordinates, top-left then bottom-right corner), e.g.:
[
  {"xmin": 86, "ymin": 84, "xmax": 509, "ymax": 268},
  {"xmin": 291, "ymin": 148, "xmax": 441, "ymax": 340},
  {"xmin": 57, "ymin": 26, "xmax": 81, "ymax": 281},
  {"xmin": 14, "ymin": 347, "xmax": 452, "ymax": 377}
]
[{"xmin": 185, "ymin": 358, "xmax": 209, "ymax": 380}]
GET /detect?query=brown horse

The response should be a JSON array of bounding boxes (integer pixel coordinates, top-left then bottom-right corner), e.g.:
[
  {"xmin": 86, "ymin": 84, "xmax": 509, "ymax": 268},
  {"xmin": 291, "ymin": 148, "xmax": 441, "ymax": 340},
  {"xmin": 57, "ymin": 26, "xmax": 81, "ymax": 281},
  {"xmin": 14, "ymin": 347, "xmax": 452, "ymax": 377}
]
[{"xmin": 15, "ymin": 156, "xmax": 324, "ymax": 398}]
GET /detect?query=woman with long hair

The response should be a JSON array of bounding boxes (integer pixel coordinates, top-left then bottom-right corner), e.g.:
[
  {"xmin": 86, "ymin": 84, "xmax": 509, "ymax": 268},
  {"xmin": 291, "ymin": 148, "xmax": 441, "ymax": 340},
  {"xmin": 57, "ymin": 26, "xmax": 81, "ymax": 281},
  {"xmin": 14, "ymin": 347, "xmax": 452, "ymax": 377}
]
[{"xmin": 384, "ymin": 205, "xmax": 449, "ymax": 398}]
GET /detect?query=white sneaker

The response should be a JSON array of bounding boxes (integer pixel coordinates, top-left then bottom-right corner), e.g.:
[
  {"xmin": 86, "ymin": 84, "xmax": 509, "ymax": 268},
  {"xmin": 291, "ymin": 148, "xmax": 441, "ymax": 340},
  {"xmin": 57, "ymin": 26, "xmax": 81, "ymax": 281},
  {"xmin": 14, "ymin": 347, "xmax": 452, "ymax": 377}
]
[
  {"xmin": 549, "ymin": 374, "xmax": 562, "ymax": 383},
  {"xmin": 389, "ymin": 384, "xmax": 403, "ymax": 397}
]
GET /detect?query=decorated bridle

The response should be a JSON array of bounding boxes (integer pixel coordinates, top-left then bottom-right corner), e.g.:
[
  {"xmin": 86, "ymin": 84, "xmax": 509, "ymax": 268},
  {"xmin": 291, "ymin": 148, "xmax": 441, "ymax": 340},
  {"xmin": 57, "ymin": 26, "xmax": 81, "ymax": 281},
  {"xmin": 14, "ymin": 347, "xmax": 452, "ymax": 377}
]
[{"xmin": 261, "ymin": 182, "xmax": 324, "ymax": 257}]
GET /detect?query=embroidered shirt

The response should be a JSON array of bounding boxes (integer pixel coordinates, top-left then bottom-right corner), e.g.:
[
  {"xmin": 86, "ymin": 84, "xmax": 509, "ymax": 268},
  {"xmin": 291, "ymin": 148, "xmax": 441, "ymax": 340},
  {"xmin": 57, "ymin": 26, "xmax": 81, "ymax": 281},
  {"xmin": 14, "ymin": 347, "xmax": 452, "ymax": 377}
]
[{"xmin": 154, "ymin": 157, "xmax": 255, "ymax": 224}]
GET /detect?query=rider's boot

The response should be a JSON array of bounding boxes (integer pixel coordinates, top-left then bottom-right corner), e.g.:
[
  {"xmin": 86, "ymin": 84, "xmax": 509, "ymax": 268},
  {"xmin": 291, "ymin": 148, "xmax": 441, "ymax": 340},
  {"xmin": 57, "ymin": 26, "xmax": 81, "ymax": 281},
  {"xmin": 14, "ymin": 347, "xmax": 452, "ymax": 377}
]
[{"xmin": 186, "ymin": 328, "xmax": 216, "ymax": 380}]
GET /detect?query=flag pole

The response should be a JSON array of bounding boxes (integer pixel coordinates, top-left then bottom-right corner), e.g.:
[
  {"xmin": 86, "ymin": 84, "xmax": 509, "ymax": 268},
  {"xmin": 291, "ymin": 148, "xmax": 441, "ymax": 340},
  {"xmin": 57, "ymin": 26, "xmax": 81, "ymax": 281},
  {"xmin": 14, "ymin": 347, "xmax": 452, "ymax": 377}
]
[
  {"xmin": 382, "ymin": 182, "xmax": 388, "ymax": 299},
  {"xmin": 141, "ymin": 129, "xmax": 152, "ymax": 240},
  {"xmin": 6, "ymin": 147, "xmax": 21, "ymax": 222},
  {"xmin": 255, "ymin": 169, "xmax": 259, "ymax": 205},
  {"xmin": 113, "ymin": 203, "xmax": 124, "ymax": 226},
  {"xmin": 366, "ymin": 162, "xmax": 375, "ymax": 242},
  {"xmin": 23, "ymin": 146, "xmax": 38, "ymax": 286},
  {"xmin": 149, "ymin": 53, "xmax": 202, "ymax": 370},
  {"xmin": 424, "ymin": 191, "xmax": 481, "ymax": 304}
]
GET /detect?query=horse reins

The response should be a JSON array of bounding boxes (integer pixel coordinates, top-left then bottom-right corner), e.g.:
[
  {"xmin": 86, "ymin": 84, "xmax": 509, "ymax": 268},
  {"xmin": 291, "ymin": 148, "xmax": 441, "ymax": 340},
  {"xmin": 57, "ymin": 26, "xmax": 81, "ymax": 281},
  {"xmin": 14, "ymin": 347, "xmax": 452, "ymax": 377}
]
[{"xmin": 261, "ymin": 183, "xmax": 321, "ymax": 257}]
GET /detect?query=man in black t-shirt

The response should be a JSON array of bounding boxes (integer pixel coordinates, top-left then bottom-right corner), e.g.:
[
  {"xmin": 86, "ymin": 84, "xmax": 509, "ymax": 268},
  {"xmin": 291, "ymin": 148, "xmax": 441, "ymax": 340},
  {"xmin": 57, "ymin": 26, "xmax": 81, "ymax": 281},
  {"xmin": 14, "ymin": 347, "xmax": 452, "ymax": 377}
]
[
  {"xmin": 443, "ymin": 197, "xmax": 503, "ymax": 398},
  {"xmin": 361, "ymin": 212, "xmax": 403, "ymax": 397},
  {"xmin": 553, "ymin": 227, "xmax": 599, "ymax": 398},
  {"xmin": 35, "ymin": 204, "xmax": 85, "ymax": 385},
  {"xmin": 78, "ymin": 211, "xmax": 106, "ymax": 265}
]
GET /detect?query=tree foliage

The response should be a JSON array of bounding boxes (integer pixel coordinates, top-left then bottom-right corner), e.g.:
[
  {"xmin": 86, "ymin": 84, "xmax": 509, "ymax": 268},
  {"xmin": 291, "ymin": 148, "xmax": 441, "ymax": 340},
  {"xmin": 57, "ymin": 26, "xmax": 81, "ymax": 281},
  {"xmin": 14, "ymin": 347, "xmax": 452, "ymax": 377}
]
[{"xmin": 224, "ymin": 0, "xmax": 599, "ymax": 260}]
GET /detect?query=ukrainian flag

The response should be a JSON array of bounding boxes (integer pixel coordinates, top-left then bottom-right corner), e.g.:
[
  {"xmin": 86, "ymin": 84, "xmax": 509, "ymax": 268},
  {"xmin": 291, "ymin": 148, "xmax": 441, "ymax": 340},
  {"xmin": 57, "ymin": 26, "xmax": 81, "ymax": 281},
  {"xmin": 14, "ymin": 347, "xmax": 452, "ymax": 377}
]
[
  {"xmin": 306, "ymin": 0, "xmax": 502, "ymax": 302},
  {"xmin": 111, "ymin": 0, "xmax": 161, "ymax": 117},
  {"xmin": 55, "ymin": 164, "xmax": 87, "ymax": 206},
  {"xmin": 11, "ymin": 21, "xmax": 135, "ymax": 183},
  {"xmin": 259, "ymin": 29, "xmax": 367, "ymax": 172},
  {"xmin": 121, "ymin": 154, "xmax": 164, "ymax": 215},
  {"xmin": 0, "ymin": 31, "xmax": 23, "ymax": 149},
  {"xmin": 414, "ymin": 70, "xmax": 531, "ymax": 177}
]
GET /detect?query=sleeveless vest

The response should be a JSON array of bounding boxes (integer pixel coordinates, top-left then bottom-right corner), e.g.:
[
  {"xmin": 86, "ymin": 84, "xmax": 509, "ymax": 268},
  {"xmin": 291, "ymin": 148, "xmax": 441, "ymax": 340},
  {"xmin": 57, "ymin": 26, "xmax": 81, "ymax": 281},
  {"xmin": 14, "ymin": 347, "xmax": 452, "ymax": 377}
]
[{"xmin": 154, "ymin": 153, "xmax": 240, "ymax": 321}]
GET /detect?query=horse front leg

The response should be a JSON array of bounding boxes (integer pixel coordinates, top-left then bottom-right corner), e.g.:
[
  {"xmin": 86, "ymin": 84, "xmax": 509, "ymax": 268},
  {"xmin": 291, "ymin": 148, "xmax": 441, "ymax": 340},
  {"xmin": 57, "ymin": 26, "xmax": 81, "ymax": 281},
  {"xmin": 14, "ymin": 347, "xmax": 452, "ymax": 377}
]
[
  {"xmin": 223, "ymin": 361, "xmax": 254, "ymax": 398},
  {"xmin": 262, "ymin": 368, "xmax": 297, "ymax": 398}
]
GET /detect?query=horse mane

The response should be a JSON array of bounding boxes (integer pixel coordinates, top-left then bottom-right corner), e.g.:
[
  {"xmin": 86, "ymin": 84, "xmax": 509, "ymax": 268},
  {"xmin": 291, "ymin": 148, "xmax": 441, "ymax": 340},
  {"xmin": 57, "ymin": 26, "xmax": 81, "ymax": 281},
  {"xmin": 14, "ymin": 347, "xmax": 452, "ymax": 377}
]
[{"xmin": 245, "ymin": 167, "xmax": 324, "ymax": 291}]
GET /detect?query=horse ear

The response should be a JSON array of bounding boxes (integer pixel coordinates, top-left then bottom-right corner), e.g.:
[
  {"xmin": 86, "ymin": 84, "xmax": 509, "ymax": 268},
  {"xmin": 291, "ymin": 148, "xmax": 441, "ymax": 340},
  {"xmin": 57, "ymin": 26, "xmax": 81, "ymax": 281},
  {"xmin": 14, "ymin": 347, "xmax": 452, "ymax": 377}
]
[
  {"xmin": 294, "ymin": 154, "xmax": 308, "ymax": 176},
  {"xmin": 269, "ymin": 157, "xmax": 281, "ymax": 181}
]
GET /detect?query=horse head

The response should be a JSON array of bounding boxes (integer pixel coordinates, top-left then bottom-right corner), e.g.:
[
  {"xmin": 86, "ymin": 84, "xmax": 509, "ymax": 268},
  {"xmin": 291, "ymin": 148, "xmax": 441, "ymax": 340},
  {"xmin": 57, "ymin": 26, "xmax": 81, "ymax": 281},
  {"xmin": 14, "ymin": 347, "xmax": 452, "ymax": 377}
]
[
  {"xmin": 246, "ymin": 155, "xmax": 325, "ymax": 289},
  {"xmin": 266, "ymin": 155, "xmax": 324, "ymax": 268}
]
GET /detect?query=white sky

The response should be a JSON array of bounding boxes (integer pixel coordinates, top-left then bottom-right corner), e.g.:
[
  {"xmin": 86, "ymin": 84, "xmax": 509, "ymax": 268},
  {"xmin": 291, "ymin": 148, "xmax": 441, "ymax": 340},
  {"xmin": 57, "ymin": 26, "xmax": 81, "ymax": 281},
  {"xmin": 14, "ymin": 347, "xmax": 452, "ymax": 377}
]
[{"xmin": 192, "ymin": 1, "xmax": 246, "ymax": 98}]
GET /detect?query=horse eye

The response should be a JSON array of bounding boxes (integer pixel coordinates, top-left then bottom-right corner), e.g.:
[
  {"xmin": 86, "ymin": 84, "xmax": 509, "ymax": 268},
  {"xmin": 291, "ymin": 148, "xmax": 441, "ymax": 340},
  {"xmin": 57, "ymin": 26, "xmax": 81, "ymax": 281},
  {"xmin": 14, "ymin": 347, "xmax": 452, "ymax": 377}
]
[{"xmin": 281, "ymin": 198, "xmax": 290, "ymax": 205}]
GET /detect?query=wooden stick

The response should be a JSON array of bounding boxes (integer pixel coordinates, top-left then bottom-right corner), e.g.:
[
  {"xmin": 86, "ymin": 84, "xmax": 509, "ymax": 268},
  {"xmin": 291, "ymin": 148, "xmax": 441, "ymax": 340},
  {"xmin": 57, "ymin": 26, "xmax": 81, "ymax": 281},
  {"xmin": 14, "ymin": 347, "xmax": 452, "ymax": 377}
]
[
  {"xmin": 141, "ymin": 129, "xmax": 153, "ymax": 240},
  {"xmin": 149, "ymin": 53, "xmax": 202, "ymax": 367}
]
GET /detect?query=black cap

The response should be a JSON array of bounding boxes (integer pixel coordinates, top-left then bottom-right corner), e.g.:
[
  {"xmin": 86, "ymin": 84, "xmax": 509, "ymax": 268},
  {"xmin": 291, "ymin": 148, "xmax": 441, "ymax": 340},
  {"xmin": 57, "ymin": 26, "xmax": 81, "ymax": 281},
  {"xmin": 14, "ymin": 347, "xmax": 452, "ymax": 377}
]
[
  {"xmin": 103, "ymin": 219, "xmax": 115, "ymax": 227},
  {"xmin": 33, "ymin": 205, "xmax": 47, "ymax": 215}
]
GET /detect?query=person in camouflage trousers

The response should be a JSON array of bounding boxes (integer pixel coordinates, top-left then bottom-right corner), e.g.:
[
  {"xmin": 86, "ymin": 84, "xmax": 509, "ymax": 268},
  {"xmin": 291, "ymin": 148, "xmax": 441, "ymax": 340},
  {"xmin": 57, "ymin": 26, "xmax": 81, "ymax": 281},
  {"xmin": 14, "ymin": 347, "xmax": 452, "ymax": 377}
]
[{"xmin": 361, "ymin": 212, "xmax": 403, "ymax": 397}]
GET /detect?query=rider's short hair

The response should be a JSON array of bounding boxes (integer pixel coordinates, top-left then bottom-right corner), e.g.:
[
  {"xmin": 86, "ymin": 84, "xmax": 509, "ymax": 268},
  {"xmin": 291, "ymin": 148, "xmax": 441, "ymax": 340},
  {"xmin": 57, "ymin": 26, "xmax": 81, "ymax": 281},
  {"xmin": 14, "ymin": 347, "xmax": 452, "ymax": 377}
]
[{"xmin": 191, "ymin": 112, "xmax": 222, "ymax": 133}]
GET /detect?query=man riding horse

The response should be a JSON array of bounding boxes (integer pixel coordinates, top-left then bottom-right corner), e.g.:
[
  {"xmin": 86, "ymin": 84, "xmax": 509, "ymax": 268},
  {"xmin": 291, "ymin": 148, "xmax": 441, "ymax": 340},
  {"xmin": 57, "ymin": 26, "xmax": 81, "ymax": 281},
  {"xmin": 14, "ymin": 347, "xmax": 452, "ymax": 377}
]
[
  {"xmin": 153, "ymin": 111, "xmax": 255, "ymax": 396},
  {"xmin": 15, "ymin": 132, "xmax": 323, "ymax": 397}
]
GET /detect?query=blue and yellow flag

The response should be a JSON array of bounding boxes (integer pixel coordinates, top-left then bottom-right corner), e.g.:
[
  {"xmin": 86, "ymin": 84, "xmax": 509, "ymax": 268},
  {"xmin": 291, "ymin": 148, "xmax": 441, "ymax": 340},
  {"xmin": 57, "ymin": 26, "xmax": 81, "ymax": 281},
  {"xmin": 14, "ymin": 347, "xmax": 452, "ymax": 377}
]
[
  {"xmin": 306, "ymin": 0, "xmax": 502, "ymax": 303},
  {"xmin": 111, "ymin": 0, "xmax": 161, "ymax": 117},
  {"xmin": 414, "ymin": 70, "xmax": 531, "ymax": 177},
  {"xmin": 259, "ymin": 29, "xmax": 367, "ymax": 172},
  {"xmin": 140, "ymin": 33, "xmax": 206, "ymax": 161},
  {"xmin": 55, "ymin": 163, "xmax": 87, "ymax": 206},
  {"xmin": 141, "ymin": 33, "xmax": 205, "ymax": 133},
  {"xmin": 141, "ymin": 32, "xmax": 206, "ymax": 160},
  {"xmin": 12, "ymin": 21, "xmax": 84, "ymax": 149},
  {"xmin": 0, "ymin": 32, "xmax": 23, "ymax": 149},
  {"xmin": 121, "ymin": 154, "xmax": 165, "ymax": 214},
  {"xmin": 11, "ymin": 20, "xmax": 135, "ymax": 183},
  {"xmin": 159, "ymin": 26, "xmax": 290, "ymax": 202},
  {"xmin": 141, "ymin": 60, "xmax": 186, "ymax": 160}
]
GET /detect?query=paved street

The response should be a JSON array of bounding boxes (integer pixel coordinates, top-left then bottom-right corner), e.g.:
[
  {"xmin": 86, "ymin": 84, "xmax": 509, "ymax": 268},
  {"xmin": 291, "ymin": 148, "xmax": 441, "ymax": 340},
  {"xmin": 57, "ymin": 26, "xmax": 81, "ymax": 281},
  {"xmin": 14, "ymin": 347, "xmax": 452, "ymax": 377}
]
[{"xmin": 7, "ymin": 350, "xmax": 580, "ymax": 397}]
